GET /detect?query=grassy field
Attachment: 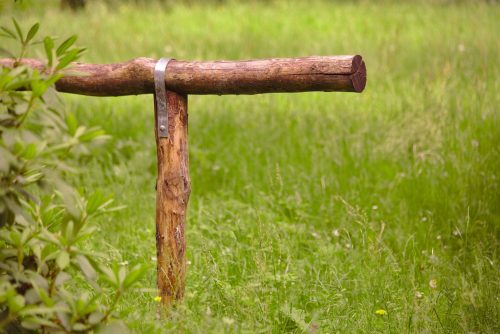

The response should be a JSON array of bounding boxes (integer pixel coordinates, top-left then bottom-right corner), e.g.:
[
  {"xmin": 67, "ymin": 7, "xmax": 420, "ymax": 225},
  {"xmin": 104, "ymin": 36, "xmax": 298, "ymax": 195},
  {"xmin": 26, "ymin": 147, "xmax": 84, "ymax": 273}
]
[{"xmin": 2, "ymin": 0, "xmax": 499, "ymax": 332}]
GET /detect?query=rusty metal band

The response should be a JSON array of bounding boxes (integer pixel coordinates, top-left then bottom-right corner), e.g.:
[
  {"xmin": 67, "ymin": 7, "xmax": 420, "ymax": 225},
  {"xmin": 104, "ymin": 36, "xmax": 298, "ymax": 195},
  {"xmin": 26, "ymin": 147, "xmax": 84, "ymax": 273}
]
[{"xmin": 154, "ymin": 58, "xmax": 173, "ymax": 138}]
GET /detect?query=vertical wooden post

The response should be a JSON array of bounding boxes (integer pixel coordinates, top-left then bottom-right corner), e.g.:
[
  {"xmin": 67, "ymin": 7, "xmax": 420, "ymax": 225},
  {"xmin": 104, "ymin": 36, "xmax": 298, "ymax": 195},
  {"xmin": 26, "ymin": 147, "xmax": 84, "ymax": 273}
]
[{"xmin": 154, "ymin": 90, "xmax": 190, "ymax": 307}]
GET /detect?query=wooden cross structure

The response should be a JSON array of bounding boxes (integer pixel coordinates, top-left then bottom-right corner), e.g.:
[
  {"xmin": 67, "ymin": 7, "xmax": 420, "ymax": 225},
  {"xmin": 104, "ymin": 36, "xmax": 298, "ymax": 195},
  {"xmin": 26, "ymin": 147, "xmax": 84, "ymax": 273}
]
[{"xmin": 1, "ymin": 55, "xmax": 367, "ymax": 307}]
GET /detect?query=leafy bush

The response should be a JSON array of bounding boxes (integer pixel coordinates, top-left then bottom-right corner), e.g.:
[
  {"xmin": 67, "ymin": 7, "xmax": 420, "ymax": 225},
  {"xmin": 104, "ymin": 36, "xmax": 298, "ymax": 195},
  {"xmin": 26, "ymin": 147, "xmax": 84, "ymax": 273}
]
[{"xmin": 0, "ymin": 20, "xmax": 147, "ymax": 332}]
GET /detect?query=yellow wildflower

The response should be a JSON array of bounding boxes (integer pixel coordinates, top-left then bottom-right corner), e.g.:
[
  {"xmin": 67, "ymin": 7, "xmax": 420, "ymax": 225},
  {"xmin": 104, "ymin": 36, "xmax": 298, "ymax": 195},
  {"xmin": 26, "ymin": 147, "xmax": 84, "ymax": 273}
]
[
  {"xmin": 375, "ymin": 309, "xmax": 387, "ymax": 316},
  {"xmin": 153, "ymin": 296, "xmax": 162, "ymax": 302}
]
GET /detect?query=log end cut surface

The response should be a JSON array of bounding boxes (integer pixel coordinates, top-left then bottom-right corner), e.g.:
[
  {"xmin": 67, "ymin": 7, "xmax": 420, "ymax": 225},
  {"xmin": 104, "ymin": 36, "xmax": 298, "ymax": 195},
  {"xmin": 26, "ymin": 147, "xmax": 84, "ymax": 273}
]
[{"xmin": 351, "ymin": 59, "xmax": 367, "ymax": 93}]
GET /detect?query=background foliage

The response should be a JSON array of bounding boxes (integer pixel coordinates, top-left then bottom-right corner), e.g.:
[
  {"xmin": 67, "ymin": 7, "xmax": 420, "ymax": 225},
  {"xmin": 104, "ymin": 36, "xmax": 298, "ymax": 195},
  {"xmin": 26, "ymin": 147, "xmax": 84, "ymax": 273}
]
[
  {"xmin": 0, "ymin": 20, "xmax": 147, "ymax": 333},
  {"xmin": 1, "ymin": 0, "xmax": 499, "ymax": 333}
]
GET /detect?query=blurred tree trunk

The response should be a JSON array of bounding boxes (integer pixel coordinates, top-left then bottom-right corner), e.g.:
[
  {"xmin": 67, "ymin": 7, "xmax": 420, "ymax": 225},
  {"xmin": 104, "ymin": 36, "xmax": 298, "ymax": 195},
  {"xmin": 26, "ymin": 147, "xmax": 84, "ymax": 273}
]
[{"xmin": 61, "ymin": 0, "xmax": 86, "ymax": 10}]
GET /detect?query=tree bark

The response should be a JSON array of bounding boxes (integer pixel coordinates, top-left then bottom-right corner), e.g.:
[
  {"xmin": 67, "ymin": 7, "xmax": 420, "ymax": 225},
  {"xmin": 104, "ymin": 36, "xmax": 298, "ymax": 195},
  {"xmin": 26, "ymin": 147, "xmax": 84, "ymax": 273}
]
[
  {"xmin": 154, "ymin": 90, "xmax": 190, "ymax": 307},
  {"xmin": 0, "ymin": 56, "xmax": 366, "ymax": 96}
]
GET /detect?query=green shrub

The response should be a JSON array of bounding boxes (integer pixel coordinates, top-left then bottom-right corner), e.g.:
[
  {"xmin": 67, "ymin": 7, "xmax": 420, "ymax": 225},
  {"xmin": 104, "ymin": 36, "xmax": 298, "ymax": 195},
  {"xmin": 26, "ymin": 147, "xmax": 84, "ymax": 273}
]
[{"xmin": 0, "ymin": 20, "xmax": 148, "ymax": 333}]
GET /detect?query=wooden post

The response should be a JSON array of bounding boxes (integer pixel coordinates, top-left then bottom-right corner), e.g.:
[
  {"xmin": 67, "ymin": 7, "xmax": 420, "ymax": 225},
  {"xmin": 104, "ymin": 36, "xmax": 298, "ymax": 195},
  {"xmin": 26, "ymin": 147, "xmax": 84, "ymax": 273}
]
[
  {"xmin": 0, "ymin": 56, "xmax": 366, "ymax": 96},
  {"xmin": 154, "ymin": 90, "xmax": 190, "ymax": 307},
  {"xmin": 0, "ymin": 54, "xmax": 366, "ymax": 308}
]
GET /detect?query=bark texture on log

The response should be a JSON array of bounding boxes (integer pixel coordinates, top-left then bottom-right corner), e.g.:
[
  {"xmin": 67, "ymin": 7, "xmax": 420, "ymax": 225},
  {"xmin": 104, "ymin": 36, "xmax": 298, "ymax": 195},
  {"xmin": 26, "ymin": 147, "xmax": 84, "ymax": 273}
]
[
  {"xmin": 0, "ymin": 56, "xmax": 366, "ymax": 96},
  {"xmin": 154, "ymin": 91, "xmax": 190, "ymax": 307}
]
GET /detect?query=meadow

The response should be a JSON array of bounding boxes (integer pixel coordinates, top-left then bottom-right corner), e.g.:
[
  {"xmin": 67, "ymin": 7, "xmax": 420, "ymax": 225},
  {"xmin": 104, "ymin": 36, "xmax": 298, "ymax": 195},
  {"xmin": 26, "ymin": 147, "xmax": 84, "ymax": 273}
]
[{"xmin": 1, "ymin": 0, "xmax": 499, "ymax": 332}]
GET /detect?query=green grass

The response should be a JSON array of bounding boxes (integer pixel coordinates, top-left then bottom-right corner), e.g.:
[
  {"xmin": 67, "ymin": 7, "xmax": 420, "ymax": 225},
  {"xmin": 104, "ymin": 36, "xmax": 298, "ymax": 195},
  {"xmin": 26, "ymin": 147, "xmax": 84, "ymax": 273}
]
[{"xmin": 2, "ymin": 0, "xmax": 499, "ymax": 332}]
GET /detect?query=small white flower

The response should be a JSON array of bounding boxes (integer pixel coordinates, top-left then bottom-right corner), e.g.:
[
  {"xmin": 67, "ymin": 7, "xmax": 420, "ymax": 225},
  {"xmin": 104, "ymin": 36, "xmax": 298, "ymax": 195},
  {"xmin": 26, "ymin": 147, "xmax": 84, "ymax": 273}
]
[
  {"xmin": 332, "ymin": 229, "xmax": 340, "ymax": 237},
  {"xmin": 372, "ymin": 205, "xmax": 378, "ymax": 210}
]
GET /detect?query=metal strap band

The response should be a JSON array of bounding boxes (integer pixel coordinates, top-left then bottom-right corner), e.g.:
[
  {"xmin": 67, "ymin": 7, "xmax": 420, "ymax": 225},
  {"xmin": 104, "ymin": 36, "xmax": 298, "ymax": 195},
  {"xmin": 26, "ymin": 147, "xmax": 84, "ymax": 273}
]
[{"xmin": 154, "ymin": 58, "xmax": 173, "ymax": 138}]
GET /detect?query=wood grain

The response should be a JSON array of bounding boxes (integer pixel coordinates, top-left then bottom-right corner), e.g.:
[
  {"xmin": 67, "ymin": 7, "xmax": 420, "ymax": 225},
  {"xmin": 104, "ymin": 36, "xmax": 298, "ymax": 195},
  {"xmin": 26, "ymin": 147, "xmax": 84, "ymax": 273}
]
[{"xmin": 154, "ymin": 90, "xmax": 190, "ymax": 307}]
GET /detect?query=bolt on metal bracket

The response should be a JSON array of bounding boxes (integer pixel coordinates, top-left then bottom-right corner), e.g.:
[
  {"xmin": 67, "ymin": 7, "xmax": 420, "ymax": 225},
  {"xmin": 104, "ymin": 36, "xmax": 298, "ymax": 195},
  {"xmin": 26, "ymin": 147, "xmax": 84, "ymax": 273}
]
[{"xmin": 154, "ymin": 58, "xmax": 173, "ymax": 138}]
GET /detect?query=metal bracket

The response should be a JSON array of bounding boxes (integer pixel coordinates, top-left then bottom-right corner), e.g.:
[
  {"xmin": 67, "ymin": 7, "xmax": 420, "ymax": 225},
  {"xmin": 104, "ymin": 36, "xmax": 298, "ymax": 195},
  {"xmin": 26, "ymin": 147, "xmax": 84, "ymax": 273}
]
[{"xmin": 154, "ymin": 58, "xmax": 173, "ymax": 138}]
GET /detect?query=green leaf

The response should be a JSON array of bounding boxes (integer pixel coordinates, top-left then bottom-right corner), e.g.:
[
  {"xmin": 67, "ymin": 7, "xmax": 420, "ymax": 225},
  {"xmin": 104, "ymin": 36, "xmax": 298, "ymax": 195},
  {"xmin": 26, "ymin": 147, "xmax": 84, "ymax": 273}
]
[
  {"xmin": 66, "ymin": 112, "xmax": 78, "ymax": 136},
  {"xmin": 74, "ymin": 225, "xmax": 97, "ymax": 244},
  {"xmin": 118, "ymin": 266, "xmax": 126, "ymax": 288},
  {"xmin": 76, "ymin": 255, "xmax": 97, "ymax": 281},
  {"xmin": 4, "ymin": 76, "xmax": 31, "ymax": 91},
  {"xmin": 26, "ymin": 23, "xmax": 39, "ymax": 44},
  {"xmin": 45, "ymin": 73, "xmax": 62, "ymax": 87},
  {"xmin": 40, "ymin": 229, "xmax": 62, "ymax": 247},
  {"xmin": 0, "ymin": 146, "xmax": 16, "ymax": 173},
  {"xmin": 4, "ymin": 197, "xmax": 24, "ymax": 218},
  {"xmin": 54, "ymin": 271, "xmax": 71, "ymax": 287},
  {"xmin": 73, "ymin": 323, "xmax": 89, "ymax": 331},
  {"xmin": 79, "ymin": 128, "xmax": 107, "ymax": 142},
  {"xmin": 30, "ymin": 243, "xmax": 42, "ymax": 261},
  {"xmin": 22, "ymin": 143, "xmax": 37, "ymax": 159},
  {"xmin": 123, "ymin": 264, "xmax": 148, "ymax": 289},
  {"xmin": 88, "ymin": 311, "xmax": 104, "ymax": 325},
  {"xmin": 13, "ymin": 141, "xmax": 25, "ymax": 156},
  {"xmin": 35, "ymin": 286, "xmax": 54, "ymax": 306},
  {"xmin": 63, "ymin": 220, "xmax": 74, "ymax": 243},
  {"xmin": 54, "ymin": 179, "xmax": 80, "ymax": 220},
  {"xmin": 74, "ymin": 125, "xmax": 86, "ymax": 138},
  {"xmin": 21, "ymin": 317, "xmax": 59, "ymax": 330},
  {"xmin": 23, "ymin": 169, "xmax": 44, "ymax": 184},
  {"xmin": 43, "ymin": 36, "xmax": 54, "ymax": 68},
  {"xmin": 86, "ymin": 190, "xmax": 105, "ymax": 215},
  {"xmin": 20, "ymin": 226, "xmax": 32, "ymax": 244},
  {"xmin": 19, "ymin": 305, "xmax": 64, "ymax": 316},
  {"xmin": 56, "ymin": 35, "xmax": 77, "ymax": 56},
  {"xmin": 8, "ymin": 294, "xmax": 26, "ymax": 313},
  {"xmin": 56, "ymin": 251, "xmax": 70, "ymax": 270},
  {"xmin": 9, "ymin": 228, "xmax": 22, "ymax": 246},
  {"xmin": 98, "ymin": 264, "xmax": 118, "ymax": 287},
  {"xmin": 55, "ymin": 49, "xmax": 80, "ymax": 71},
  {"xmin": 12, "ymin": 18, "xmax": 24, "ymax": 43},
  {"xmin": 1, "ymin": 26, "xmax": 18, "ymax": 40},
  {"xmin": 31, "ymin": 79, "xmax": 48, "ymax": 98},
  {"xmin": 7, "ymin": 63, "xmax": 29, "ymax": 77}
]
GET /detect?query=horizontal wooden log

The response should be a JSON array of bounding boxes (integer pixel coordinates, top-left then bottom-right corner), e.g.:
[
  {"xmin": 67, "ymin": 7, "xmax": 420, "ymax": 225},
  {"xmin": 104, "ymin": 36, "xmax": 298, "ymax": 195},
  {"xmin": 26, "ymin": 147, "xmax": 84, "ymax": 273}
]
[{"xmin": 0, "ymin": 56, "xmax": 366, "ymax": 96}]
